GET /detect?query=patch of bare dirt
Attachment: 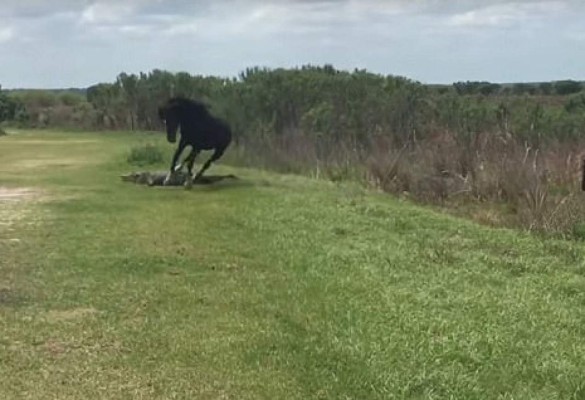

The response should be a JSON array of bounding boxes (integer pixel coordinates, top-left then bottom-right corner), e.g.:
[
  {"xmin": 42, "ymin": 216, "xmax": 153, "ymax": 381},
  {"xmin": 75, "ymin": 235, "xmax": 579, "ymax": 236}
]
[
  {"xmin": 0, "ymin": 287, "xmax": 23, "ymax": 306},
  {"xmin": 15, "ymin": 158, "xmax": 90, "ymax": 169},
  {"xmin": 14, "ymin": 139, "xmax": 99, "ymax": 145},
  {"xmin": 44, "ymin": 307, "xmax": 100, "ymax": 323},
  {"xmin": 43, "ymin": 338, "xmax": 68, "ymax": 358},
  {"xmin": 0, "ymin": 187, "xmax": 46, "ymax": 244},
  {"xmin": 0, "ymin": 187, "xmax": 39, "ymax": 202}
]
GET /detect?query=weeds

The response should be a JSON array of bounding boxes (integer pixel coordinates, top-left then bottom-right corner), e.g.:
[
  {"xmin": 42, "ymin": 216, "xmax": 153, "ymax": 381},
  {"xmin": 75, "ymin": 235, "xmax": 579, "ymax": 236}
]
[
  {"xmin": 126, "ymin": 143, "xmax": 164, "ymax": 166},
  {"xmin": 229, "ymin": 131, "xmax": 585, "ymax": 236},
  {"xmin": 6, "ymin": 130, "xmax": 585, "ymax": 398}
]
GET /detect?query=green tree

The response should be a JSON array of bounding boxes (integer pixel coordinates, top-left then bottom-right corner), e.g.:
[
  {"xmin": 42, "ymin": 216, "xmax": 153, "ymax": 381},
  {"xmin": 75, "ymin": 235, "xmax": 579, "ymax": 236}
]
[
  {"xmin": 0, "ymin": 86, "xmax": 21, "ymax": 124},
  {"xmin": 539, "ymin": 82, "xmax": 553, "ymax": 95},
  {"xmin": 117, "ymin": 73, "xmax": 139, "ymax": 130},
  {"xmin": 554, "ymin": 80, "xmax": 582, "ymax": 95},
  {"xmin": 87, "ymin": 83, "xmax": 123, "ymax": 128}
]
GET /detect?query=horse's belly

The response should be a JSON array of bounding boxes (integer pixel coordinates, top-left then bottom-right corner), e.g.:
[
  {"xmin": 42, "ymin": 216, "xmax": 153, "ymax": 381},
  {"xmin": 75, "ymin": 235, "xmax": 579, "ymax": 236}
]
[
  {"xmin": 195, "ymin": 139, "xmax": 215, "ymax": 150},
  {"xmin": 192, "ymin": 132, "xmax": 219, "ymax": 149}
]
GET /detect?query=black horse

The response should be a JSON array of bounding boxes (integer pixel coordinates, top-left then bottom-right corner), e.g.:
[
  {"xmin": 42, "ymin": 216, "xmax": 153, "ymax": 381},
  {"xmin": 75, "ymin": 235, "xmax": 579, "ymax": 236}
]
[{"xmin": 157, "ymin": 97, "xmax": 232, "ymax": 186}]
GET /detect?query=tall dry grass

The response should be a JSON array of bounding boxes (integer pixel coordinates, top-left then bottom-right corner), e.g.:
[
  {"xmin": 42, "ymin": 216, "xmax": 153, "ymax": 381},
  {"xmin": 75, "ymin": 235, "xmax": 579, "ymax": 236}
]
[{"xmin": 228, "ymin": 131, "xmax": 585, "ymax": 237}]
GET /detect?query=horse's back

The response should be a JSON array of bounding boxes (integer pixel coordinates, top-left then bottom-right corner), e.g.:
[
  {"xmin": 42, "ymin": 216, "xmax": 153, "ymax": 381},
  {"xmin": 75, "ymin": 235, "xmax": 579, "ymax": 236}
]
[
  {"xmin": 171, "ymin": 97, "xmax": 232, "ymax": 151},
  {"xmin": 184, "ymin": 116, "xmax": 231, "ymax": 150}
]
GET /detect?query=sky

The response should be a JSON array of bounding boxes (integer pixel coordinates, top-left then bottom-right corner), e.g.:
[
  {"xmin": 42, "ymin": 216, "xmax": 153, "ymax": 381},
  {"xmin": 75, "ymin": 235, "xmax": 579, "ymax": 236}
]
[{"xmin": 1, "ymin": 0, "xmax": 585, "ymax": 88}]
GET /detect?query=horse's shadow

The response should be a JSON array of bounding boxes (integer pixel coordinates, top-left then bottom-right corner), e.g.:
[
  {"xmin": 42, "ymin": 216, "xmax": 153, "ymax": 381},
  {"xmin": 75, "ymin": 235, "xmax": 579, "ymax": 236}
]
[
  {"xmin": 187, "ymin": 174, "xmax": 239, "ymax": 186},
  {"xmin": 121, "ymin": 171, "xmax": 245, "ymax": 190}
]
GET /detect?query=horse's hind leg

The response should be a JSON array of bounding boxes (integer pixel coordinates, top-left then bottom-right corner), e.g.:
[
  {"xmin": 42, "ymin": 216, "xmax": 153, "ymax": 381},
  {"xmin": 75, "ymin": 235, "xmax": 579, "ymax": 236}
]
[
  {"xmin": 185, "ymin": 149, "xmax": 201, "ymax": 175},
  {"xmin": 194, "ymin": 147, "xmax": 225, "ymax": 180},
  {"xmin": 183, "ymin": 149, "xmax": 201, "ymax": 188}
]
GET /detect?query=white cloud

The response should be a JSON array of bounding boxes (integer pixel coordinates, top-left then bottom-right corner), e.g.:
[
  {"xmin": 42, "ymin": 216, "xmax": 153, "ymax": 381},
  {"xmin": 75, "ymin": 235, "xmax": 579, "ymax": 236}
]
[
  {"xmin": 81, "ymin": 3, "xmax": 135, "ymax": 24},
  {"xmin": 566, "ymin": 30, "xmax": 585, "ymax": 42},
  {"xmin": 447, "ymin": 1, "xmax": 569, "ymax": 28},
  {"xmin": 1, "ymin": 0, "xmax": 585, "ymax": 87},
  {"xmin": 345, "ymin": 0, "xmax": 417, "ymax": 17},
  {"xmin": 118, "ymin": 24, "xmax": 155, "ymax": 38},
  {"xmin": 163, "ymin": 21, "xmax": 199, "ymax": 36},
  {"xmin": 0, "ymin": 27, "xmax": 14, "ymax": 43}
]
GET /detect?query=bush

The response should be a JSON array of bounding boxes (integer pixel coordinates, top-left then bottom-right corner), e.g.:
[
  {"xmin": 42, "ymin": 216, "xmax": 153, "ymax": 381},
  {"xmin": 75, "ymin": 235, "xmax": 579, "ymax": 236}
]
[
  {"xmin": 127, "ymin": 144, "xmax": 164, "ymax": 166},
  {"xmin": 572, "ymin": 222, "xmax": 585, "ymax": 240}
]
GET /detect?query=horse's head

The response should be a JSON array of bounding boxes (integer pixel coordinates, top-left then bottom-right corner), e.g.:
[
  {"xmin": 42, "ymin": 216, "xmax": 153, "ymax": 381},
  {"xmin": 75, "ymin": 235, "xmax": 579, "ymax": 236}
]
[{"xmin": 158, "ymin": 102, "xmax": 180, "ymax": 143}]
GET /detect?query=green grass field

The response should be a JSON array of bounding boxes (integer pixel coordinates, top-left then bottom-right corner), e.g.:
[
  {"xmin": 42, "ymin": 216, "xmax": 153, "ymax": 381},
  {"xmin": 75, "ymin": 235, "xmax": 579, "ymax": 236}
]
[{"xmin": 2, "ymin": 130, "xmax": 585, "ymax": 399}]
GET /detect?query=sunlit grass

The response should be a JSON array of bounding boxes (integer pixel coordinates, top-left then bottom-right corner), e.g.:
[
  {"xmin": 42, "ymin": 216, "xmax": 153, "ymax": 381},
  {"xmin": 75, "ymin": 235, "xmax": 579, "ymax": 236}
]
[{"xmin": 1, "ymin": 130, "xmax": 585, "ymax": 399}]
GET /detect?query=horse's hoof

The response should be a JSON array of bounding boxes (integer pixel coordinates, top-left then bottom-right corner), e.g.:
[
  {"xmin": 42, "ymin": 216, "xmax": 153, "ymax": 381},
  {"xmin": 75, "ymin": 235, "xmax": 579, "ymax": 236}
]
[
  {"xmin": 163, "ymin": 174, "xmax": 173, "ymax": 186},
  {"xmin": 184, "ymin": 178, "xmax": 193, "ymax": 189}
]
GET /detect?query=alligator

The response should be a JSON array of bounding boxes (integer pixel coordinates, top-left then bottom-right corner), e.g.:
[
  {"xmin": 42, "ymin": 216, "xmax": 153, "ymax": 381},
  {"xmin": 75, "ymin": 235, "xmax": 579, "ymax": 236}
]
[{"xmin": 121, "ymin": 171, "xmax": 237, "ymax": 187}]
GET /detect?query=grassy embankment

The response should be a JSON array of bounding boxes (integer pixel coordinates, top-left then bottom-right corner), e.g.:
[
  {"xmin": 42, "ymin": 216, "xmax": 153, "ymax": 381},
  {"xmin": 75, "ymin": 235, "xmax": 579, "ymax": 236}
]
[{"xmin": 1, "ymin": 130, "xmax": 585, "ymax": 399}]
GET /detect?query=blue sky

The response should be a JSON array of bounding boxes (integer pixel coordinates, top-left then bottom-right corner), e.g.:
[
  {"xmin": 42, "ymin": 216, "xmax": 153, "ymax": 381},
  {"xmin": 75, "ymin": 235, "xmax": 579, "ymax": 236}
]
[{"xmin": 1, "ymin": 0, "xmax": 585, "ymax": 88}]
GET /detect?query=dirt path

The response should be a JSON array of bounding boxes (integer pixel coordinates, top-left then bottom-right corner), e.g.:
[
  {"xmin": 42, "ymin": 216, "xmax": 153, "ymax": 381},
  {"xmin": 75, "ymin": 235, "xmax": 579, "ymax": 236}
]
[
  {"xmin": 0, "ymin": 187, "xmax": 39, "ymax": 201},
  {"xmin": 0, "ymin": 187, "xmax": 43, "ymax": 242}
]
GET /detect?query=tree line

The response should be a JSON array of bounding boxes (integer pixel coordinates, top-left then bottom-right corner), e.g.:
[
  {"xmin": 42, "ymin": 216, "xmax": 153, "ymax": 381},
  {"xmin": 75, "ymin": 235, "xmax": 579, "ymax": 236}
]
[
  {"xmin": 4, "ymin": 68, "xmax": 585, "ymax": 234},
  {"xmin": 2, "ymin": 66, "xmax": 585, "ymax": 145}
]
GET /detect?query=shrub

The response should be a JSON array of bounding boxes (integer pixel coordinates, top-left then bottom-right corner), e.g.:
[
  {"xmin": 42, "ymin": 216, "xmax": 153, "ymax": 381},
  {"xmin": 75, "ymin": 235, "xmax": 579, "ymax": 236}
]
[
  {"xmin": 127, "ymin": 144, "xmax": 164, "ymax": 166},
  {"xmin": 572, "ymin": 221, "xmax": 585, "ymax": 240}
]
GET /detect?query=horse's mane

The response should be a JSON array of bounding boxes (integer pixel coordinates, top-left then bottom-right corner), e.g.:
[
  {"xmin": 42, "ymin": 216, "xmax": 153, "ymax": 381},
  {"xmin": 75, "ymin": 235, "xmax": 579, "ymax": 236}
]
[{"xmin": 166, "ymin": 97, "xmax": 211, "ymax": 118}]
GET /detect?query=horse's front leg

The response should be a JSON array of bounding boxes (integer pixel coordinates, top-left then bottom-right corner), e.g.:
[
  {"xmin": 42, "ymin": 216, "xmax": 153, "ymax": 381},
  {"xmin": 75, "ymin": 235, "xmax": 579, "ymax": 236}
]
[
  {"xmin": 165, "ymin": 141, "xmax": 187, "ymax": 186},
  {"xmin": 175, "ymin": 148, "xmax": 200, "ymax": 173}
]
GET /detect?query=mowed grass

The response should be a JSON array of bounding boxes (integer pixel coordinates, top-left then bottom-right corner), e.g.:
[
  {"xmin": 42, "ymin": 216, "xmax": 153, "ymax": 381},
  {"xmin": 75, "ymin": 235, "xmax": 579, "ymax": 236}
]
[{"xmin": 2, "ymin": 130, "xmax": 585, "ymax": 399}]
